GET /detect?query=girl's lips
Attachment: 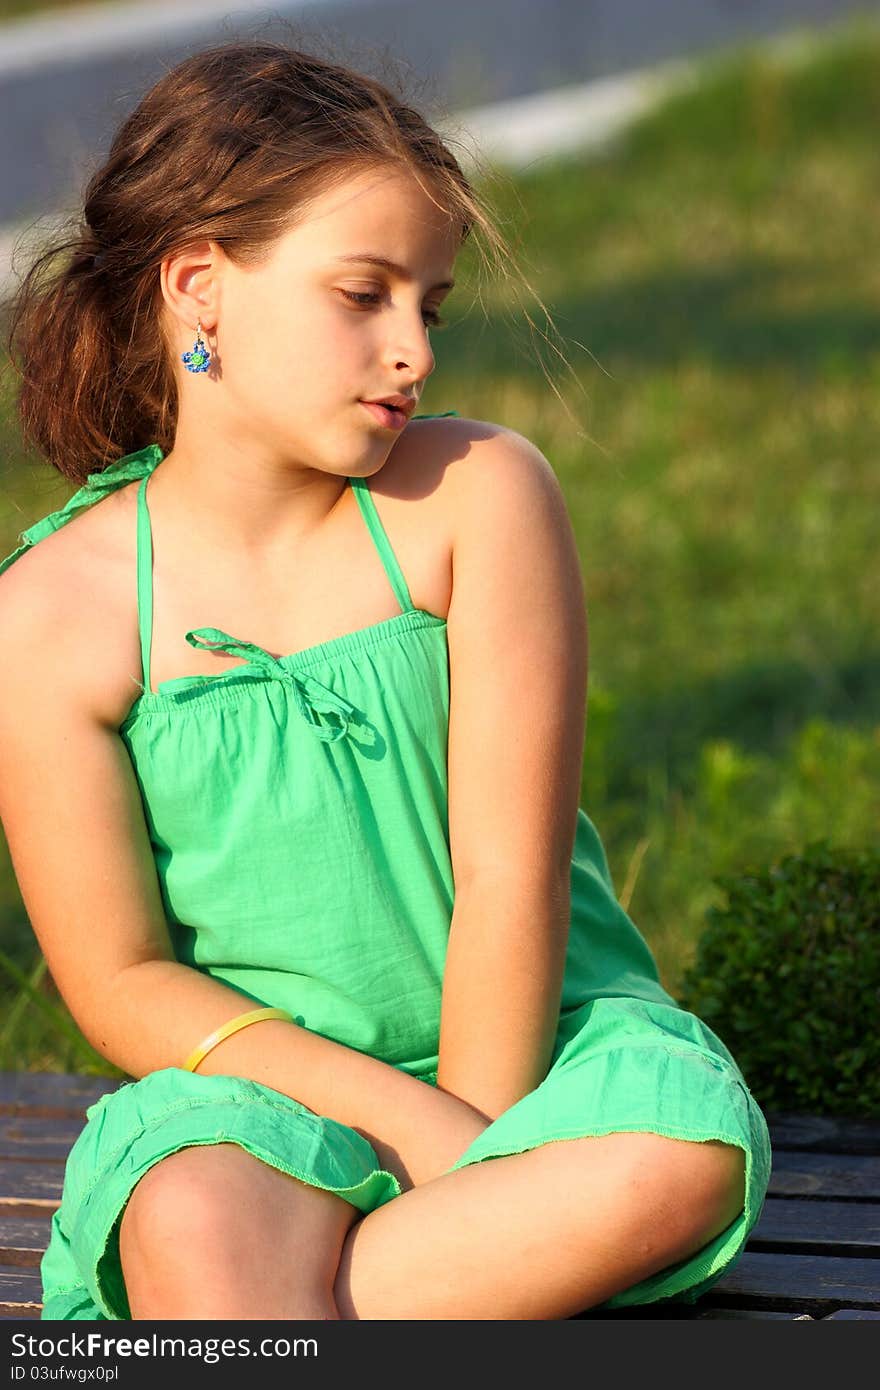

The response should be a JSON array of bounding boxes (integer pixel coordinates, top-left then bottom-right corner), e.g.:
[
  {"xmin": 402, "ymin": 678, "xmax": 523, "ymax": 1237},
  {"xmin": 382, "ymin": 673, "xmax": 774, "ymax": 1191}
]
[{"xmin": 360, "ymin": 401, "xmax": 407, "ymax": 431}]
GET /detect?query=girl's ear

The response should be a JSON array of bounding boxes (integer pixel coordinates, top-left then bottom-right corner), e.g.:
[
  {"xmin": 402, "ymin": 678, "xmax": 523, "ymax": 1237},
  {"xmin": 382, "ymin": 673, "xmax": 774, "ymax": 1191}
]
[{"xmin": 160, "ymin": 239, "xmax": 220, "ymax": 335}]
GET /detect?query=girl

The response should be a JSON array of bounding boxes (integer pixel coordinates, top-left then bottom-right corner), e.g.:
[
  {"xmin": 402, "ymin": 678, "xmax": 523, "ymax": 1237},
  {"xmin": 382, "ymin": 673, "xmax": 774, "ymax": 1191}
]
[{"xmin": 0, "ymin": 40, "xmax": 770, "ymax": 1321}]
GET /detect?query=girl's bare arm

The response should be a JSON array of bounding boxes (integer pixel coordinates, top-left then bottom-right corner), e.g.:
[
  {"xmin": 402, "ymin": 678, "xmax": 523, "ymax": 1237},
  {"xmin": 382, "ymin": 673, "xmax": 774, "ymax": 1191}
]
[
  {"xmin": 439, "ymin": 431, "xmax": 587, "ymax": 1118},
  {"xmin": 101, "ymin": 959, "xmax": 490, "ymax": 1189}
]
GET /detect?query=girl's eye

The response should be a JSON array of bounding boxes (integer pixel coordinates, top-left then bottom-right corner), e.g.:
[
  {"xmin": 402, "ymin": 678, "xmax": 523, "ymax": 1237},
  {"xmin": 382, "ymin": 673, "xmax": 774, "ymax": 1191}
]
[{"xmin": 339, "ymin": 289, "xmax": 447, "ymax": 329}]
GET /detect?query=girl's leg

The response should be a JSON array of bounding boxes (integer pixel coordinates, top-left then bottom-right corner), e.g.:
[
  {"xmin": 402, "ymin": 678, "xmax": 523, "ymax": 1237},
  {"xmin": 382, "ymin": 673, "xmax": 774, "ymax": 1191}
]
[
  {"xmin": 333, "ymin": 1131, "xmax": 745, "ymax": 1320},
  {"xmin": 118, "ymin": 1142, "xmax": 359, "ymax": 1319}
]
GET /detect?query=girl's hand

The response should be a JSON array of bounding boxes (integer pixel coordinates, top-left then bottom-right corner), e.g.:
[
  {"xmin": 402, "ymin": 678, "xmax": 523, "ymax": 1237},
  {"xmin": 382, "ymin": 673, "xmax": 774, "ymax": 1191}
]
[{"xmin": 355, "ymin": 1085, "xmax": 492, "ymax": 1192}]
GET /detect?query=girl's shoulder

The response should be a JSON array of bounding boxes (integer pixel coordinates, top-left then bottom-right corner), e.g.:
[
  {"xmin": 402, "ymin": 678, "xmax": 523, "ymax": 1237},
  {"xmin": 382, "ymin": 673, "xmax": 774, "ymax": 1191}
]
[
  {"xmin": 0, "ymin": 463, "xmax": 141, "ymax": 606},
  {"xmin": 0, "ymin": 468, "xmax": 142, "ymax": 727},
  {"xmin": 364, "ymin": 414, "xmax": 561, "ymax": 606},
  {"xmin": 0, "ymin": 444, "xmax": 161, "ymax": 580},
  {"xmin": 404, "ymin": 412, "xmax": 504, "ymax": 454},
  {"xmin": 391, "ymin": 412, "xmax": 521, "ymax": 498},
  {"xmin": 337, "ymin": 411, "xmax": 506, "ymax": 542},
  {"xmin": 398, "ymin": 413, "xmax": 559, "ymax": 518}
]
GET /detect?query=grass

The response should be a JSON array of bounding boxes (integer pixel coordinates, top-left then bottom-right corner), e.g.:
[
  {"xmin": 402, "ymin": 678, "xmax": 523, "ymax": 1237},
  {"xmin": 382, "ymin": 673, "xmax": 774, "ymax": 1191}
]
[
  {"xmin": 0, "ymin": 0, "xmax": 121, "ymax": 23},
  {"xmin": 1, "ymin": 18, "xmax": 878, "ymax": 1074}
]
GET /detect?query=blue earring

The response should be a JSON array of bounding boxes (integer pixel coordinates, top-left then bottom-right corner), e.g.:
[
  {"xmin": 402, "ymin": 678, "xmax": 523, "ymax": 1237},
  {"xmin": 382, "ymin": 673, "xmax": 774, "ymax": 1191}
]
[{"xmin": 181, "ymin": 318, "xmax": 211, "ymax": 374}]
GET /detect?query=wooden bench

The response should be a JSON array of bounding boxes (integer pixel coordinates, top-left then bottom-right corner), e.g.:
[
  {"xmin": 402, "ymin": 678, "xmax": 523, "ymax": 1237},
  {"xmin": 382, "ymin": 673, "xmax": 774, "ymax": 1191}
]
[{"xmin": 2, "ymin": 1071, "xmax": 879, "ymax": 1321}]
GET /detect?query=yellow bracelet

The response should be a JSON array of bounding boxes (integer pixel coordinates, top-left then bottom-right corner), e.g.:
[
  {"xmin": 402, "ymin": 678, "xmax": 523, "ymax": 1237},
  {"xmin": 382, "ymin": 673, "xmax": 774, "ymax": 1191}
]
[{"xmin": 181, "ymin": 1006, "xmax": 295, "ymax": 1073}]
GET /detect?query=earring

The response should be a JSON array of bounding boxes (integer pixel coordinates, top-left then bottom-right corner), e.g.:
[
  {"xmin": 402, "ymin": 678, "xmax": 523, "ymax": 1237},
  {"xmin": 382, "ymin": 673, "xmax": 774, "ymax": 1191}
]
[{"xmin": 181, "ymin": 318, "xmax": 211, "ymax": 374}]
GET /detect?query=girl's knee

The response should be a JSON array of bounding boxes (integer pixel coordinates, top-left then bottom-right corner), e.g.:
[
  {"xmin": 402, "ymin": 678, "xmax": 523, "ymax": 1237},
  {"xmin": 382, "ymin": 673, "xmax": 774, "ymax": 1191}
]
[
  {"xmin": 580, "ymin": 1131, "xmax": 746, "ymax": 1264},
  {"xmin": 119, "ymin": 1139, "xmax": 358, "ymax": 1275},
  {"xmin": 119, "ymin": 1142, "xmax": 263, "ymax": 1256},
  {"xmin": 692, "ymin": 1138, "xmax": 746, "ymax": 1237},
  {"xmin": 648, "ymin": 1137, "xmax": 746, "ymax": 1257}
]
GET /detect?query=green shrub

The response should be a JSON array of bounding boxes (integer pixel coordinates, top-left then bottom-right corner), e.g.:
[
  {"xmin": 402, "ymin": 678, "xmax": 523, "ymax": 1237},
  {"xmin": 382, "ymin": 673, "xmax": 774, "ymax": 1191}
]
[{"xmin": 679, "ymin": 839, "xmax": 880, "ymax": 1116}]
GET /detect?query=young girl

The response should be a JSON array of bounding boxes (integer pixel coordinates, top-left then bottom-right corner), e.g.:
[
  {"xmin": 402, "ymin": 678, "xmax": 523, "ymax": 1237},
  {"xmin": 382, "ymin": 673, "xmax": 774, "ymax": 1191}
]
[{"xmin": 0, "ymin": 40, "xmax": 770, "ymax": 1321}]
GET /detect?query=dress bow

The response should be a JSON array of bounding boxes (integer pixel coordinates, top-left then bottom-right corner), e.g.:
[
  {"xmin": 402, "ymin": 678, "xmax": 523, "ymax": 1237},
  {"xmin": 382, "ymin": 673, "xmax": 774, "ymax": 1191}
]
[{"xmin": 185, "ymin": 627, "xmax": 360, "ymax": 743}]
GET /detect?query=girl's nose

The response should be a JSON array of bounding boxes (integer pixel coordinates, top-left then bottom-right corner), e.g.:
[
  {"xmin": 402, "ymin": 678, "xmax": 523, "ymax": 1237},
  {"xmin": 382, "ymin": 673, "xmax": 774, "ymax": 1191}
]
[{"xmin": 390, "ymin": 322, "xmax": 435, "ymax": 382}]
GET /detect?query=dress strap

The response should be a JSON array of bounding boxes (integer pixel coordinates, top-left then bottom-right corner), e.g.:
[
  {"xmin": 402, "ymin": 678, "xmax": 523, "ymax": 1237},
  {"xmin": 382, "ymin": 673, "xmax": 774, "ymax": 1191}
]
[
  {"xmin": 0, "ymin": 442, "xmax": 164, "ymax": 578},
  {"xmin": 348, "ymin": 477, "xmax": 413, "ymax": 614},
  {"xmin": 346, "ymin": 409, "xmax": 458, "ymax": 615},
  {"xmin": 136, "ymin": 473, "xmax": 155, "ymax": 696}
]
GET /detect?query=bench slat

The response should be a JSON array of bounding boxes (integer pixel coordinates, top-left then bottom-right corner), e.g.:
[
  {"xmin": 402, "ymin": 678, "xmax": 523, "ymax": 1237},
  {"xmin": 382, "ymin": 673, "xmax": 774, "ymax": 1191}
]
[
  {"xmin": 0, "ymin": 1115, "xmax": 87, "ymax": 1162},
  {"xmin": 766, "ymin": 1113, "xmax": 880, "ymax": 1156},
  {"xmin": 0, "ymin": 1071, "xmax": 120, "ymax": 1118},
  {"xmin": 821, "ymin": 1309, "xmax": 880, "ymax": 1319},
  {"xmin": 0, "ymin": 1161, "xmax": 63, "ymax": 1212},
  {"xmin": 697, "ymin": 1307, "xmax": 814, "ymax": 1319},
  {"xmin": 0, "ymin": 1215, "xmax": 54, "ymax": 1266},
  {"xmin": 711, "ymin": 1251, "xmax": 880, "ymax": 1311},
  {"xmin": 580, "ymin": 1302, "xmax": 813, "ymax": 1320},
  {"xmin": 768, "ymin": 1151, "xmax": 880, "ymax": 1199},
  {"xmin": 0, "ymin": 1265, "xmax": 42, "ymax": 1320},
  {"xmin": 749, "ymin": 1197, "xmax": 880, "ymax": 1255}
]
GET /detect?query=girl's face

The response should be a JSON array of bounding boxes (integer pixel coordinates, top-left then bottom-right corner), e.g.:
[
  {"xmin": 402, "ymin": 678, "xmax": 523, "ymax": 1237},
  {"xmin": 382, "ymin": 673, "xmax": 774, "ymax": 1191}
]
[{"xmin": 174, "ymin": 164, "xmax": 461, "ymax": 477}]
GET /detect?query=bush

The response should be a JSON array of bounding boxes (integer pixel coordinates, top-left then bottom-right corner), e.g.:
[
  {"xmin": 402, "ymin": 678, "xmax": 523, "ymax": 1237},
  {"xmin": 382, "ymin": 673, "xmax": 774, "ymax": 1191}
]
[{"xmin": 679, "ymin": 839, "xmax": 880, "ymax": 1116}]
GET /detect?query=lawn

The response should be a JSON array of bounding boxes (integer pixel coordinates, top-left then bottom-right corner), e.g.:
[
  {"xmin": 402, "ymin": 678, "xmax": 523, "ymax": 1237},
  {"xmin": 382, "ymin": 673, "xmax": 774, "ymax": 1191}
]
[{"xmin": 1, "ymin": 0, "xmax": 120, "ymax": 22}]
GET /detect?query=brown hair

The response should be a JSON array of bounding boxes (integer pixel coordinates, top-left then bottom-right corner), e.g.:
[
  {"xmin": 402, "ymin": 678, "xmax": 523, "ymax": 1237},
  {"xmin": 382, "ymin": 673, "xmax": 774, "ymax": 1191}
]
[{"xmin": 4, "ymin": 38, "xmax": 577, "ymax": 484}]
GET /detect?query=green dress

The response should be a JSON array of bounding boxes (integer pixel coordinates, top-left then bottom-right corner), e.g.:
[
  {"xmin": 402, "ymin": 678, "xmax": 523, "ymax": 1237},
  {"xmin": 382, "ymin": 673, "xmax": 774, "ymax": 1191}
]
[{"xmin": 0, "ymin": 429, "xmax": 770, "ymax": 1321}]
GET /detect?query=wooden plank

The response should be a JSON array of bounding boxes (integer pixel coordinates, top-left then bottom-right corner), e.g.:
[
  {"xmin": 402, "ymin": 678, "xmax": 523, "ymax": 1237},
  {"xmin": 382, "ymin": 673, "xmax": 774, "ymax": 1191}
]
[
  {"xmin": 769, "ymin": 1151, "xmax": 880, "ymax": 1199},
  {"xmin": 821, "ymin": 1309, "xmax": 880, "ymax": 1319},
  {"xmin": 749, "ymin": 1197, "xmax": 880, "ymax": 1256},
  {"xmin": 697, "ymin": 1308, "xmax": 814, "ymax": 1319},
  {"xmin": 0, "ymin": 1215, "xmax": 54, "ymax": 1267},
  {"xmin": 0, "ymin": 1265, "xmax": 42, "ymax": 1319},
  {"xmin": 710, "ymin": 1251, "xmax": 880, "ymax": 1313},
  {"xmin": 767, "ymin": 1113, "xmax": 880, "ymax": 1156},
  {"xmin": 579, "ymin": 1301, "xmax": 813, "ymax": 1321},
  {"xmin": 0, "ymin": 1071, "xmax": 121, "ymax": 1118},
  {"xmin": 0, "ymin": 1114, "xmax": 87, "ymax": 1163},
  {"xmin": 0, "ymin": 1162, "xmax": 63, "ymax": 1213}
]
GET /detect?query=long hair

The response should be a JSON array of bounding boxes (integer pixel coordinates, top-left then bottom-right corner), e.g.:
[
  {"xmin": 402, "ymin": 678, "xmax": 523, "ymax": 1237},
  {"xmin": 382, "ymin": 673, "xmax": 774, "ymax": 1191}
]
[{"xmin": 4, "ymin": 39, "xmax": 539, "ymax": 484}]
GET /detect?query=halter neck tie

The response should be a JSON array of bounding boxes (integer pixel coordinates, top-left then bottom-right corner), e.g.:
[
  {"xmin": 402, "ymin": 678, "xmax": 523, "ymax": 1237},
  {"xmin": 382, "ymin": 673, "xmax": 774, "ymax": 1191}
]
[{"xmin": 185, "ymin": 627, "xmax": 360, "ymax": 743}]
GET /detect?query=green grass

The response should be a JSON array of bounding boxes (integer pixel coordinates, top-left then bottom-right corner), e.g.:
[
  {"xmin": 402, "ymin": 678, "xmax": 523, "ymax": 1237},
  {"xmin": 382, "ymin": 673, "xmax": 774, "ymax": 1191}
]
[
  {"xmin": 0, "ymin": 0, "xmax": 120, "ymax": 22},
  {"xmin": 1, "ymin": 19, "xmax": 878, "ymax": 1073}
]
